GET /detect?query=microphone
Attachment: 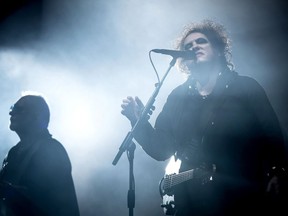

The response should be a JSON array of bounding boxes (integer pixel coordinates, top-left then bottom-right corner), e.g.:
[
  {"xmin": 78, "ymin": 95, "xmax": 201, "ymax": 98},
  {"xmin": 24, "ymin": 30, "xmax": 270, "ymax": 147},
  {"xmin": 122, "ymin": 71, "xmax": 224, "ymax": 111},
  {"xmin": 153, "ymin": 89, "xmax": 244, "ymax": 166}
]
[{"xmin": 152, "ymin": 49, "xmax": 195, "ymax": 59}]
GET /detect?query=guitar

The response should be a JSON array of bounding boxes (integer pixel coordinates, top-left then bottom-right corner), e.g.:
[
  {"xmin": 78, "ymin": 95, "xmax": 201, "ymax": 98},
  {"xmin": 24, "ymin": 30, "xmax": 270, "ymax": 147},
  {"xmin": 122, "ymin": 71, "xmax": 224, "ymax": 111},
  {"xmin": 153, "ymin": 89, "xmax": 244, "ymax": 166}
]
[{"xmin": 159, "ymin": 164, "xmax": 216, "ymax": 215}]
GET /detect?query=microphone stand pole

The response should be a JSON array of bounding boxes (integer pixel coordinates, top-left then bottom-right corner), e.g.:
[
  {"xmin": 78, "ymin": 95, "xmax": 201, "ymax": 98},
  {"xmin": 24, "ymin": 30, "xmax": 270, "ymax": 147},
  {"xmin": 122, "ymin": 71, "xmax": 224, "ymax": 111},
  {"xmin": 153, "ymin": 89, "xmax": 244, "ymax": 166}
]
[
  {"xmin": 112, "ymin": 57, "xmax": 178, "ymax": 216},
  {"xmin": 127, "ymin": 142, "xmax": 136, "ymax": 216}
]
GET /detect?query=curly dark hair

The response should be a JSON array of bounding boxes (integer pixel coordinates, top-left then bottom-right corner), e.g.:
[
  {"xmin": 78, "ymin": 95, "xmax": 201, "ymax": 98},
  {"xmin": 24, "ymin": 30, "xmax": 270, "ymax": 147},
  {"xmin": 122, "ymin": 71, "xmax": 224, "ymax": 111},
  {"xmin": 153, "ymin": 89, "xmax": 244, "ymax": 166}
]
[{"xmin": 175, "ymin": 20, "xmax": 234, "ymax": 74}]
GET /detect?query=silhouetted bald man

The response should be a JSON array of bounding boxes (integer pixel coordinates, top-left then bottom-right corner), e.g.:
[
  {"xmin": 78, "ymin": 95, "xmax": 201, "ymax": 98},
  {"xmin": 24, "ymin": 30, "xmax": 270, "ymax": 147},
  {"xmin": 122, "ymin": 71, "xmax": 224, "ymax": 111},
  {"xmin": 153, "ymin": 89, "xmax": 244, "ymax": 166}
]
[{"xmin": 0, "ymin": 94, "xmax": 80, "ymax": 216}]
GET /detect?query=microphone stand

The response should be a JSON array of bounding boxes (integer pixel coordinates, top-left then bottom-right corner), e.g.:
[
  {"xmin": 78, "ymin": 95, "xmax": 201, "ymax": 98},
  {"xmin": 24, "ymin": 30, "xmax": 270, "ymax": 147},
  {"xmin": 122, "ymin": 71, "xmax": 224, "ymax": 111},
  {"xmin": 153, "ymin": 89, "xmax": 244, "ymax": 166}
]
[
  {"xmin": 112, "ymin": 56, "xmax": 178, "ymax": 216},
  {"xmin": 127, "ymin": 142, "xmax": 136, "ymax": 216}
]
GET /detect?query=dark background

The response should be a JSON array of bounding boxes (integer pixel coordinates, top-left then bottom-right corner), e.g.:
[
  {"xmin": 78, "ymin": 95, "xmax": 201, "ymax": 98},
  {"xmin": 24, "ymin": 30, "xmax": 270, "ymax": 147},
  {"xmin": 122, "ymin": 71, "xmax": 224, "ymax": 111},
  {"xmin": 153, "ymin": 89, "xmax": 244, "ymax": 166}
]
[{"xmin": 0, "ymin": 0, "xmax": 288, "ymax": 215}]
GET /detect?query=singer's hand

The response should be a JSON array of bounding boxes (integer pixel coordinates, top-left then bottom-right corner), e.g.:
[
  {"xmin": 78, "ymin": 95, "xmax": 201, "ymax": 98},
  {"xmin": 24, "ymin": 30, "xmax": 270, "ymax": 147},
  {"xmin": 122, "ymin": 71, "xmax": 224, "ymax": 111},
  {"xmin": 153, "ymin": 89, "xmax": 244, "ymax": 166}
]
[{"xmin": 121, "ymin": 96, "xmax": 144, "ymax": 125}]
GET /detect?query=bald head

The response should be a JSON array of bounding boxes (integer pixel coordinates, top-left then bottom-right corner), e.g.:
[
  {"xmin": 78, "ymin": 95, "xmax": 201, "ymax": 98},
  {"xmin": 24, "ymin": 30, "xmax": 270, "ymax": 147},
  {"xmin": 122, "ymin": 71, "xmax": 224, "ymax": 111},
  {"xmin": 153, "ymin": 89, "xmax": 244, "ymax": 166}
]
[{"xmin": 9, "ymin": 95, "xmax": 50, "ymax": 133}]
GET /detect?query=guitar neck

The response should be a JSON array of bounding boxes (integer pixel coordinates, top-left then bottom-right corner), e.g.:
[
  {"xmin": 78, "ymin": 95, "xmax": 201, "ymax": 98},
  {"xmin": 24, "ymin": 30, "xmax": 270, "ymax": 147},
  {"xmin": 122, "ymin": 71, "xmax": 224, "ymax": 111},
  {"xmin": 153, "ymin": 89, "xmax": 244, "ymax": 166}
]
[{"xmin": 163, "ymin": 169, "xmax": 195, "ymax": 190}]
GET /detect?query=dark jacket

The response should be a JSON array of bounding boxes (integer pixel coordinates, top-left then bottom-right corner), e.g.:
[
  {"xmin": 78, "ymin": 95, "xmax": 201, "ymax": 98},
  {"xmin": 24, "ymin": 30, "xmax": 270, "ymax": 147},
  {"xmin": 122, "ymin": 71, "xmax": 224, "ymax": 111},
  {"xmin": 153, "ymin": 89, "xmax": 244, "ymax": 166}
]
[
  {"xmin": 134, "ymin": 70, "xmax": 287, "ymax": 215},
  {"xmin": 0, "ymin": 129, "xmax": 80, "ymax": 216}
]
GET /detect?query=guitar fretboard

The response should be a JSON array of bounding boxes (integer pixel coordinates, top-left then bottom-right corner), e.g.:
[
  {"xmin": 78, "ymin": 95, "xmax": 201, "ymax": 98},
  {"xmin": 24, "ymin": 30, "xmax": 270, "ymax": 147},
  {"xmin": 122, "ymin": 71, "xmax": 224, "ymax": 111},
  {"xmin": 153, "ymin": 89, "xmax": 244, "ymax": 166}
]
[
  {"xmin": 163, "ymin": 169, "xmax": 195, "ymax": 190},
  {"xmin": 161, "ymin": 164, "xmax": 216, "ymax": 194}
]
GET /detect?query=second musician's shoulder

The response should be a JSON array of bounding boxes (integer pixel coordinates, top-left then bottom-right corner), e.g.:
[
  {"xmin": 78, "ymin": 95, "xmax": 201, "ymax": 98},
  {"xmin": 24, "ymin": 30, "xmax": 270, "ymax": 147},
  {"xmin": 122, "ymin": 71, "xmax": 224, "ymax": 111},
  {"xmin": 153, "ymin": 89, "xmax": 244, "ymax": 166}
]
[{"xmin": 232, "ymin": 72, "xmax": 264, "ymax": 91}]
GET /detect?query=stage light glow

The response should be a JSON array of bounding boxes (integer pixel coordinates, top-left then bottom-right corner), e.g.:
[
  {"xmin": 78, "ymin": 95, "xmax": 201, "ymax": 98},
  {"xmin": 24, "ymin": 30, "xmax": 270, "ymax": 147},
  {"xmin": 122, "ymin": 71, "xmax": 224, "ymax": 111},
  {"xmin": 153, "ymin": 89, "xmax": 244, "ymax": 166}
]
[
  {"xmin": 0, "ymin": 1, "xmax": 285, "ymax": 216},
  {"xmin": 165, "ymin": 155, "xmax": 181, "ymax": 175},
  {"xmin": 61, "ymin": 102, "xmax": 95, "ymax": 139}
]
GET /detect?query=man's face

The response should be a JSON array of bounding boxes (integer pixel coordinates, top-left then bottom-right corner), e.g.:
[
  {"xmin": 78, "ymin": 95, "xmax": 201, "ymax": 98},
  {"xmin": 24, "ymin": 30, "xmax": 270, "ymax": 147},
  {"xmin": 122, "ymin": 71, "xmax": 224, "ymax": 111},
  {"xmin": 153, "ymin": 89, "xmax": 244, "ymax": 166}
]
[
  {"xmin": 9, "ymin": 97, "xmax": 36, "ymax": 133},
  {"xmin": 182, "ymin": 32, "xmax": 217, "ymax": 69}
]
